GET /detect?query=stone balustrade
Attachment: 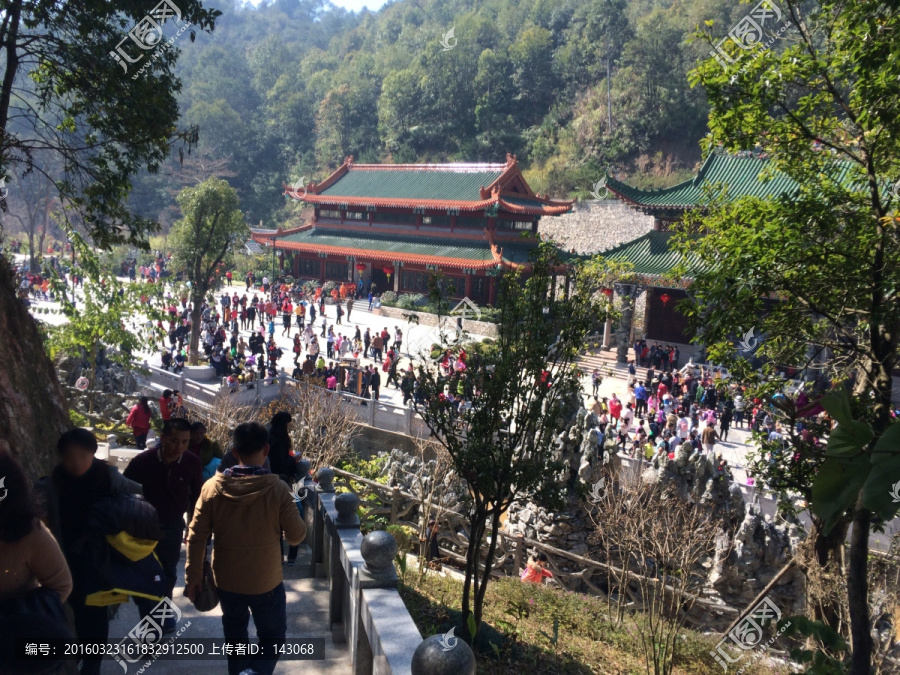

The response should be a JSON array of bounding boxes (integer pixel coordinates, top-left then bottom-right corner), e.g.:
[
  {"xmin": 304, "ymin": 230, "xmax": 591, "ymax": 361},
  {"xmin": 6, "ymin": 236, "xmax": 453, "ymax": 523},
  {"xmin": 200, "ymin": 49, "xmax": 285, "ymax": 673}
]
[{"xmin": 298, "ymin": 469, "xmax": 475, "ymax": 674}]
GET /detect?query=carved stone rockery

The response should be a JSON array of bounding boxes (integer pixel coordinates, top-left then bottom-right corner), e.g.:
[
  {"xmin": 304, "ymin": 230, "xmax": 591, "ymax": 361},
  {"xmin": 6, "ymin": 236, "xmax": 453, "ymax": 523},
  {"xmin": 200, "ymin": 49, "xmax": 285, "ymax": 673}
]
[{"xmin": 503, "ymin": 402, "xmax": 806, "ymax": 616}]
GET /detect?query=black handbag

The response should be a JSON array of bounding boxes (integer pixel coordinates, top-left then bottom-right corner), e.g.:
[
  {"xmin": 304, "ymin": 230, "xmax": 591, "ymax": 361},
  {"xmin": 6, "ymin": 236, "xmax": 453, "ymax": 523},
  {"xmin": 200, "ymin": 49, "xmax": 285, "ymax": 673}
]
[{"xmin": 193, "ymin": 557, "xmax": 219, "ymax": 612}]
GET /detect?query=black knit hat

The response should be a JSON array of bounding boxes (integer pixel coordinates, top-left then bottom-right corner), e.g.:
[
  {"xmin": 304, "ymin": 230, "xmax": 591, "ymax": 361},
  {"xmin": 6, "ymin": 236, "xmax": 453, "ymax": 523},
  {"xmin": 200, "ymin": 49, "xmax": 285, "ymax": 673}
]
[{"xmin": 271, "ymin": 411, "xmax": 292, "ymax": 427}]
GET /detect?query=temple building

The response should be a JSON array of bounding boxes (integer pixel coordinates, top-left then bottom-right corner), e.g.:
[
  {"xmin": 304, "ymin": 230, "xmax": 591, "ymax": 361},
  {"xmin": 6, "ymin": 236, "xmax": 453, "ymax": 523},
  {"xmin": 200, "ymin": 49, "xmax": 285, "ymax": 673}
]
[
  {"xmin": 251, "ymin": 154, "xmax": 573, "ymax": 305},
  {"xmin": 599, "ymin": 151, "xmax": 797, "ymax": 359}
]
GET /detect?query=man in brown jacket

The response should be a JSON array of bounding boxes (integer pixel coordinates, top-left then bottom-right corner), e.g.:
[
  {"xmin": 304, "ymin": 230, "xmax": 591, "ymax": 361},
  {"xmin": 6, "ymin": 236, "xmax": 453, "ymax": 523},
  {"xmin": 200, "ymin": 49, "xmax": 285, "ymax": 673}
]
[
  {"xmin": 185, "ymin": 421, "xmax": 306, "ymax": 675},
  {"xmin": 371, "ymin": 332, "xmax": 383, "ymax": 362}
]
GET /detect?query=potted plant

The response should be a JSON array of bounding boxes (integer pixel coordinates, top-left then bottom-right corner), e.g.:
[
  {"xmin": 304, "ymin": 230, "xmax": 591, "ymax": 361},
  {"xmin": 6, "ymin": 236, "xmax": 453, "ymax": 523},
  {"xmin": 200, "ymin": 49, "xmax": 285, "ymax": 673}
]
[{"xmin": 321, "ymin": 281, "xmax": 338, "ymax": 303}]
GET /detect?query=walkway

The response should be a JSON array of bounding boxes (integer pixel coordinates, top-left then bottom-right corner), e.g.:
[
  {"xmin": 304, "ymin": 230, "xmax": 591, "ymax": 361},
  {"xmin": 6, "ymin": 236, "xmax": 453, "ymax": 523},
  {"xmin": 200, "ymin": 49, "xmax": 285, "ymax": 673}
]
[{"xmin": 102, "ymin": 545, "xmax": 351, "ymax": 674}]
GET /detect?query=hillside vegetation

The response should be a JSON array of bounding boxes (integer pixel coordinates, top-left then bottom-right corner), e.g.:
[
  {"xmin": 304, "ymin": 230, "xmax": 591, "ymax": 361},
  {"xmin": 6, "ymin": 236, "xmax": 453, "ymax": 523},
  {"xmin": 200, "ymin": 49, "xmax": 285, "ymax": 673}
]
[{"xmin": 129, "ymin": 0, "xmax": 749, "ymax": 228}]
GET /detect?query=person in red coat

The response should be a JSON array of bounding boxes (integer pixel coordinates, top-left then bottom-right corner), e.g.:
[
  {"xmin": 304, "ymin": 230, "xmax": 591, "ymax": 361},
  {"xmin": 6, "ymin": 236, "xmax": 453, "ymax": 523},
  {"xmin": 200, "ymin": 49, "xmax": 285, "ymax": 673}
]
[
  {"xmin": 126, "ymin": 396, "xmax": 153, "ymax": 449},
  {"xmin": 159, "ymin": 389, "xmax": 174, "ymax": 421},
  {"xmin": 608, "ymin": 394, "xmax": 623, "ymax": 421}
]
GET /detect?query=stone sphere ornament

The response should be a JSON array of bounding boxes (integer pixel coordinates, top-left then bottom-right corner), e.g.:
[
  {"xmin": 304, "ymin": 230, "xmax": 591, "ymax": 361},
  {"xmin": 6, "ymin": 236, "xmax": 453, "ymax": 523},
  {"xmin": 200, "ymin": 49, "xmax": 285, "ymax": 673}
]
[
  {"xmin": 360, "ymin": 530, "xmax": 398, "ymax": 574},
  {"xmin": 411, "ymin": 631, "xmax": 476, "ymax": 675}
]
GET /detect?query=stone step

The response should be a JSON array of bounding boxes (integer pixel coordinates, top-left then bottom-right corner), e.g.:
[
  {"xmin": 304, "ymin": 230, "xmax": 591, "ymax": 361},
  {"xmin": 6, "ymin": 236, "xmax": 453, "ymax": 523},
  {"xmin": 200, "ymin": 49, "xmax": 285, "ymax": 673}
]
[{"xmin": 100, "ymin": 544, "xmax": 351, "ymax": 674}]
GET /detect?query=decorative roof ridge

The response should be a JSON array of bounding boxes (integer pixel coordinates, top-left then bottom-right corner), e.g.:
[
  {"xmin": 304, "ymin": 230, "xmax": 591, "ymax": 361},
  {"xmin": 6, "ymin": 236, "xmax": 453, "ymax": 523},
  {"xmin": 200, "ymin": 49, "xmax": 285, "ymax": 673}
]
[
  {"xmin": 347, "ymin": 163, "xmax": 508, "ymax": 172},
  {"xmin": 297, "ymin": 194, "xmax": 499, "ymax": 209},
  {"xmin": 499, "ymin": 192, "xmax": 575, "ymax": 206},
  {"xmin": 252, "ymin": 224, "xmax": 311, "ymax": 238}
]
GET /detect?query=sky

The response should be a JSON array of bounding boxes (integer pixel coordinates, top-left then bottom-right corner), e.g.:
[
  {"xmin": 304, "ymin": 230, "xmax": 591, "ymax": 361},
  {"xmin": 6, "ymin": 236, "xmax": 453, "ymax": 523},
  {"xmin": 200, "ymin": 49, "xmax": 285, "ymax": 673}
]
[
  {"xmin": 330, "ymin": 0, "xmax": 390, "ymax": 11},
  {"xmin": 245, "ymin": 0, "xmax": 391, "ymax": 13}
]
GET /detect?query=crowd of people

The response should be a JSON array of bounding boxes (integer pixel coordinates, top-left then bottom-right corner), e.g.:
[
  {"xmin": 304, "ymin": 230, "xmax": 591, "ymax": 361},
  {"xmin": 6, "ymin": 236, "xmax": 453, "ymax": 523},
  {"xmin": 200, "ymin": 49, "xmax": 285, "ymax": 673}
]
[
  {"xmin": 0, "ymin": 414, "xmax": 309, "ymax": 675},
  {"xmin": 153, "ymin": 279, "xmax": 426, "ymax": 404},
  {"xmin": 586, "ymin": 357, "xmax": 770, "ymax": 481}
]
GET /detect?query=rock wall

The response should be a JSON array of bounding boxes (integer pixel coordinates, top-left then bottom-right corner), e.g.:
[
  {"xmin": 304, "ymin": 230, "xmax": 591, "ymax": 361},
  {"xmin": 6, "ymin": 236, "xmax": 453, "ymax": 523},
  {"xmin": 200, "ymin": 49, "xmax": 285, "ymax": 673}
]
[
  {"xmin": 381, "ymin": 448, "xmax": 469, "ymax": 511},
  {"xmin": 0, "ymin": 256, "xmax": 71, "ymax": 477},
  {"xmin": 538, "ymin": 200, "xmax": 656, "ymax": 255},
  {"xmin": 504, "ymin": 403, "xmax": 806, "ymax": 614}
]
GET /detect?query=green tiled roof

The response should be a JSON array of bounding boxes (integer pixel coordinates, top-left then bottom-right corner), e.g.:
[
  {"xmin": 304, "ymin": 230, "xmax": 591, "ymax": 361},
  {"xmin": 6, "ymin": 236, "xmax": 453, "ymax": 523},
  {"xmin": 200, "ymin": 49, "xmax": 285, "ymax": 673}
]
[
  {"xmin": 319, "ymin": 168, "xmax": 504, "ymax": 201},
  {"xmin": 280, "ymin": 228, "xmax": 536, "ymax": 264},
  {"xmin": 605, "ymin": 152, "xmax": 799, "ymax": 210},
  {"xmin": 501, "ymin": 196, "xmax": 548, "ymax": 209},
  {"xmin": 602, "ymin": 231, "xmax": 704, "ymax": 277}
]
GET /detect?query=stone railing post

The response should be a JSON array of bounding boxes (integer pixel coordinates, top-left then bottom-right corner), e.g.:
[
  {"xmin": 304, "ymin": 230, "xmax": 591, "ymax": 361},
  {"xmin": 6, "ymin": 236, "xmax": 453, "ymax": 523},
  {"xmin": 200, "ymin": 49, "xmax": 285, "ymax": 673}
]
[
  {"xmin": 405, "ymin": 406, "xmax": 413, "ymax": 435},
  {"xmin": 313, "ymin": 467, "xmax": 335, "ymax": 578},
  {"xmin": 411, "ymin": 632, "xmax": 476, "ymax": 675},
  {"xmin": 318, "ymin": 490, "xmax": 358, "ymax": 644},
  {"xmin": 353, "ymin": 530, "xmax": 399, "ymax": 672},
  {"xmin": 298, "ymin": 475, "xmax": 319, "ymax": 579},
  {"xmin": 368, "ymin": 398, "xmax": 376, "ymax": 426},
  {"xmin": 334, "ymin": 492, "xmax": 361, "ymax": 529},
  {"xmin": 316, "ymin": 467, "xmax": 336, "ymax": 493},
  {"xmin": 330, "ymin": 493, "xmax": 360, "ymax": 644}
]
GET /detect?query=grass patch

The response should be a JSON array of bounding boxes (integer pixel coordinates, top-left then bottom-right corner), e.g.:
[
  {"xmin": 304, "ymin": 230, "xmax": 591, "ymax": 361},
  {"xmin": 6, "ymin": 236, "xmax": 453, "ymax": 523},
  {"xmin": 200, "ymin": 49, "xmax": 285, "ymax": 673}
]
[{"xmin": 399, "ymin": 572, "xmax": 788, "ymax": 674}]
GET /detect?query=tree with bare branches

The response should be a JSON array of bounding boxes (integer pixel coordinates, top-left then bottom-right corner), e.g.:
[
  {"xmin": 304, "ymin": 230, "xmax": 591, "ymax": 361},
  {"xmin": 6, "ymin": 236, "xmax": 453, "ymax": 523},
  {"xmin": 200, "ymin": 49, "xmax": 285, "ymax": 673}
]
[{"xmin": 589, "ymin": 480, "xmax": 722, "ymax": 675}]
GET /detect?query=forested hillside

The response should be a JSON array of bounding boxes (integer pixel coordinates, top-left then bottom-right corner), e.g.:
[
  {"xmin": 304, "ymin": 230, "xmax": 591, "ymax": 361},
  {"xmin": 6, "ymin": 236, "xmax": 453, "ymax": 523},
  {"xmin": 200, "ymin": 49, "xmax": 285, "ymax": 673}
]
[{"xmin": 129, "ymin": 0, "xmax": 748, "ymax": 229}]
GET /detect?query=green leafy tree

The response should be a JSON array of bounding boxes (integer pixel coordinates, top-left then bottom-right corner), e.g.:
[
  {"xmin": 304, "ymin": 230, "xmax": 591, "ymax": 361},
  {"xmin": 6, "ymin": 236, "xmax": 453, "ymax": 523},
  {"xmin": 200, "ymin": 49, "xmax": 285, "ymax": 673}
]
[
  {"xmin": 47, "ymin": 234, "xmax": 167, "ymax": 412},
  {"xmin": 169, "ymin": 178, "xmax": 247, "ymax": 365},
  {"xmin": 686, "ymin": 2, "xmax": 900, "ymax": 670},
  {"xmin": 508, "ymin": 26, "xmax": 555, "ymax": 127},
  {"xmin": 0, "ymin": 0, "xmax": 219, "ymax": 475},
  {"xmin": 414, "ymin": 244, "xmax": 606, "ymax": 638}
]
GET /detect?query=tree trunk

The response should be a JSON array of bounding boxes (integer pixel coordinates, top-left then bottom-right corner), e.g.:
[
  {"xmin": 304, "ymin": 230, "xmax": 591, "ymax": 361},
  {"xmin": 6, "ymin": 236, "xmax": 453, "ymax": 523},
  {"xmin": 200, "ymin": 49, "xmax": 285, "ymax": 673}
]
[
  {"xmin": 812, "ymin": 516, "xmax": 848, "ymax": 568},
  {"xmin": 462, "ymin": 509, "xmax": 487, "ymax": 638},
  {"xmin": 806, "ymin": 515, "xmax": 849, "ymax": 633},
  {"xmin": 27, "ymin": 230, "xmax": 35, "ymax": 272},
  {"xmin": 473, "ymin": 508, "xmax": 502, "ymax": 628},
  {"xmin": 188, "ymin": 289, "xmax": 203, "ymax": 365},
  {"xmin": 37, "ymin": 226, "xmax": 46, "ymax": 263},
  {"xmin": 0, "ymin": 255, "xmax": 71, "ymax": 477},
  {"xmin": 847, "ymin": 506, "xmax": 872, "ymax": 674}
]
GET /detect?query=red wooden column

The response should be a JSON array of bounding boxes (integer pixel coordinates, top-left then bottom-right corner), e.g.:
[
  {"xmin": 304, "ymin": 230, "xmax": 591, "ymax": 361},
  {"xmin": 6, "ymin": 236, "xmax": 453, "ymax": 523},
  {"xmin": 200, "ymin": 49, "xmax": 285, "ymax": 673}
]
[
  {"xmin": 488, "ymin": 276, "xmax": 497, "ymax": 305},
  {"xmin": 464, "ymin": 274, "xmax": 472, "ymax": 299},
  {"xmin": 319, "ymin": 258, "xmax": 325, "ymax": 283}
]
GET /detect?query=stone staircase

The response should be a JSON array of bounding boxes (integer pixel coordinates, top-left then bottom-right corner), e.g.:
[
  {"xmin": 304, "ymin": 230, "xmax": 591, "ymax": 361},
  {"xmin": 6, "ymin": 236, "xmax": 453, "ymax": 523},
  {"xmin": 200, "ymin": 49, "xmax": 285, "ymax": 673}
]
[
  {"xmin": 576, "ymin": 348, "xmax": 651, "ymax": 384},
  {"xmin": 101, "ymin": 545, "xmax": 351, "ymax": 674}
]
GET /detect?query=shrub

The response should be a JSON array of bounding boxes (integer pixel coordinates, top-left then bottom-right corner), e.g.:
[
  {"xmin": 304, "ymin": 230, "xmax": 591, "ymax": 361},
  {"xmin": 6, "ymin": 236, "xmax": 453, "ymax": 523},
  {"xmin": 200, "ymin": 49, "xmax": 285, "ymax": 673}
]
[
  {"xmin": 476, "ymin": 305, "xmax": 500, "ymax": 323},
  {"xmin": 386, "ymin": 524, "xmax": 417, "ymax": 553},
  {"xmin": 396, "ymin": 295, "xmax": 417, "ymax": 310},
  {"xmin": 321, "ymin": 281, "xmax": 338, "ymax": 295},
  {"xmin": 379, "ymin": 291, "xmax": 398, "ymax": 306}
]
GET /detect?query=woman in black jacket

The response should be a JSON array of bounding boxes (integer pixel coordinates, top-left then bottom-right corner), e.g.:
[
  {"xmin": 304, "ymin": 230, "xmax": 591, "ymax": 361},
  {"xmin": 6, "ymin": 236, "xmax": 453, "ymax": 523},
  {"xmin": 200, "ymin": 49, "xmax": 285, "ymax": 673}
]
[
  {"xmin": 268, "ymin": 412, "xmax": 302, "ymax": 565},
  {"xmin": 35, "ymin": 429, "xmax": 142, "ymax": 675},
  {"xmin": 268, "ymin": 411, "xmax": 297, "ymax": 478}
]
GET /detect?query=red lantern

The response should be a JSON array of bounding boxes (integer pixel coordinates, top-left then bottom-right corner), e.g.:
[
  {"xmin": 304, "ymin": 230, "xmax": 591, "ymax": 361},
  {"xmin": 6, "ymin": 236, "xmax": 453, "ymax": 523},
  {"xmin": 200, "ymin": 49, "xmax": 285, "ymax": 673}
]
[
  {"xmin": 660, "ymin": 293, "xmax": 671, "ymax": 306},
  {"xmin": 355, "ymin": 263, "xmax": 366, "ymax": 272},
  {"xmin": 382, "ymin": 265, "xmax": 393, "ymax": 275},
  {"xmin": 601, "ymin": 288, "xmax": 613, "ymax": 298}
]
